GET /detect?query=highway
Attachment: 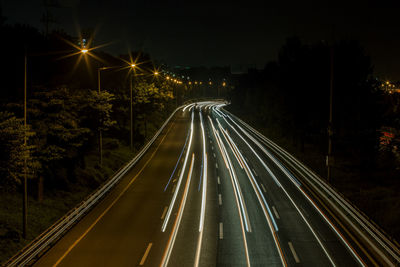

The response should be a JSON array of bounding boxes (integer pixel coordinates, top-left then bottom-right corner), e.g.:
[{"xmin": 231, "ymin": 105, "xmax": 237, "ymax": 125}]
[{"xmin": 31, "ymin": 101, "xmax": 392, "ymax": 266}]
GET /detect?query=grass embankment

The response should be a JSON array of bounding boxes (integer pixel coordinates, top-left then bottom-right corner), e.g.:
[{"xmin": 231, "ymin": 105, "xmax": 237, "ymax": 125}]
[
  {"xmin": 0, "ymin": 140, "xmax": 135, "ymax": 264},
  {"xmin": 228, "ymin": 109, "xmax": 400, "ymax": 243}
]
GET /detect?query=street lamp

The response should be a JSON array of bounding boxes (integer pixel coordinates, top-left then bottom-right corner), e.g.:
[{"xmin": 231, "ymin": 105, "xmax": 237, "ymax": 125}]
[
  {"xmin": 130, "ymin": 64, "xmax": 136, "ymax": 151},
  {"xmin": 96, "ymin": 65, "xmax": 117, "ymax": 165}
]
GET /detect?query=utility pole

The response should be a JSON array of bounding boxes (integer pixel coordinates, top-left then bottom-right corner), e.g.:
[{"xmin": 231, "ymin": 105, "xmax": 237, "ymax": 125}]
[
  {"xmin": 23, "ymin": 50, "xmax": 28, "ymax": 239},
  {"xmin": 327, "ymin": 45, "xmax": 334, "ymax": 183}
]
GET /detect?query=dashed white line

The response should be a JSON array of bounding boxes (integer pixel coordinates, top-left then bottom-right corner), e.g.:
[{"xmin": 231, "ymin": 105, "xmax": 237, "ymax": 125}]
[
  {"xmin": 288, "ymin": 241, "xmax": 300, "ymax": 263},
  {"xmin": 252, "ymin": 168, "xmax": 257, "ymax": 176},
  {"xmin": 260, "ymin": 183, "xmax": 267, "ymax": 193},
  {"xmin": 216, "ymin": 163, "xmax": 218, "ymax": 169},
  {"xmin": 213, "ymin": 153, "xmax": 216, "ymax": 158},
  {"xmin": 139, "ymin": 243, "xmax": 153, "ymax": 265},
  {"xmin": 172, "ymin": 184, "xmax": 176, "ymax": 193},
  {"xmin": 272, "ymin": 206, "xmax": 280, "ymax": 219},
  {"xmin": 219, "ymin": 194, "xmax": 222, "ymax": 205},
  {"xmin": 219, "ymin": 223, "xmax": 223, "ymax": 239},
  {"xmin": 211, "ymin": 146, "xmax": 214, "ymax": 150},
  {"xmin": 161, "ymin": 206, "xmax": 168, "ymax": 220},
  {"xmin": 217, "ymin": 176, "xmax": 220, "ymax": 185}
]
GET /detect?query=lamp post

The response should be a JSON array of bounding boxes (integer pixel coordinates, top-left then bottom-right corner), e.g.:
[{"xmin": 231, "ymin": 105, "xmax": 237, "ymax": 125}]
[
  {"xmin": 130, "ymin": 64, "xmax": 135, "ymax": 151},
  {"xmin": 97, "ymin": 65, "xmax": 117, "ymax": 165}
]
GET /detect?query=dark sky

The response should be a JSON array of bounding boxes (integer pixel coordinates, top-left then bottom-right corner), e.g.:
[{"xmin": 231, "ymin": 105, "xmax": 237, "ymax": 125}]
[{"xmin": 2, "ymin": 0, "xmax": 400, "ymax": 80}]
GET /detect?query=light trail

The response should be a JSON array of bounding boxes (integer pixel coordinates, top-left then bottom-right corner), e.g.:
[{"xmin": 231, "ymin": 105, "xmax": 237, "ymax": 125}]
[
  {"xmin": 182, "ymin": 103, "xmax": 195, "ymax": 112},
  {"xmin": 221, "ymin": 111, "xmax": 338, "ymax": 266},
  {"xmin": 226, "ymin": 115, "xmax": 302, "ymax": 187},
  {"xmin": 232, "ymin": 113, "xmax": 390, "ymax": 266},
  {"xmin": 215, "ymin": 119, "xmax": 252, "ymax": 233},
  {"xmin": 194, "ymin": 110, "xmax": 208, "ymax": 267},
  {"xmin": 164, "ymin": 129, "xmax": 190, "ymax": 191},
  {"xmin": 215, "ymin": 116, "xmax": 286, "ymax": 266},
  {"xmin": 161, "ymin": 110, "xmax": 195, "ymax": 232},
  {"xmin": 160, "ymin": 154, "xmax": 195, "ymax": 267},
  {"xmin": 208, "ymin": 116, "xmax": 251, "ymax": 267},
  {"xmin": 223, "ymin": 111, "xmax": 369, "ymax": 265},
  {"xmin": 220, "ymin": 117, "xmax": 282, "ymax": 188}
]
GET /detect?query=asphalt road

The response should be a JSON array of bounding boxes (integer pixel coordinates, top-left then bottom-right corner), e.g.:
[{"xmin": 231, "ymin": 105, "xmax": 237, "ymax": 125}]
[{"xmin": 33, "ymin": 102, "xmax": 367, "ymax": 267}]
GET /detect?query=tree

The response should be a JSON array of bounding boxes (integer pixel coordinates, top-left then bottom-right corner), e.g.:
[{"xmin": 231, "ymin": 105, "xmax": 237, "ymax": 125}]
[{"xmin": 0, "ymin": 112, "xmax": 37, "ymax": 190}]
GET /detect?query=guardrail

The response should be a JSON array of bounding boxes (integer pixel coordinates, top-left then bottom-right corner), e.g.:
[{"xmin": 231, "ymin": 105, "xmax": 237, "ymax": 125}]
[
  {"xmin": 4, "ymin": 105, "xmax": 184, "ymax": 267},
  {"xmin": 223, "ymin": 108, "xmax": 400, "ymax": 266}
]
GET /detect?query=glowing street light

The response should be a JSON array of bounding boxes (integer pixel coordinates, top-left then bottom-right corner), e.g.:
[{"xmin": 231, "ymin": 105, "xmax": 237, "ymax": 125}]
[{"xmin": 81, "ymin": 48, "xmax": 89, "ymax": 54}]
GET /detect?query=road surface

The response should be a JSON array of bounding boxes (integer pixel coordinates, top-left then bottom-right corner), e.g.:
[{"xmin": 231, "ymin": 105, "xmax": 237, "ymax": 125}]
[{"xmin": 33, "ymin": 101, "xmax": 372, "ymax": 266}]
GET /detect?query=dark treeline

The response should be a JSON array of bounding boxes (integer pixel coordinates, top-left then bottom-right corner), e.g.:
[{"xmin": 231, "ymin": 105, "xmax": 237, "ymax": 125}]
[
  {"xmin": 0, "ymin": 23, "xmax": 178, "ymax": 202},
  {"xmin": 228, "ymin": 37, "xmax": 400, "ymax": 239}
]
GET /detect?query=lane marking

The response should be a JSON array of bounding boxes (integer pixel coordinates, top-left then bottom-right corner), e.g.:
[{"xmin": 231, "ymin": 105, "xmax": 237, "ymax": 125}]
[
  {"xmin": 139, "ymin": 243, "xmax": 153, "ymax": 265},
  {"xmin": 215, "ymin": 163, "xmax": 218, "ymax": 169},
  {"xmin": 272, "ymin": 206, "xmax": 280, "ymax": 219},
  {"xmin": 252, "ymin": 168, "xmax": 257, "ymax": 176},
  {"xmin": 161, "ymin": 206, "xmax": 168, "ymax": 220},
  {"xmin": 217, "ymin": 176, "xmax": 220, "ymax": 185},
  {"xmin": 172, "ymin": 184, "xmax": 176, "ymax": 193},
  {"xmin": 213, "ymin": 153, "xmax": 216, "ymax": 158},
  {"xmin": 211, "ymin": 146, "xmax": 214, "ymax": 150},
  {"xmin": 219, "ymin": 223, "xmax": 223, "ymax": 239},
  {"xmin": 53, "ymin": 119, "xmax": 175, "ymax": 267},
  {"xmin": 218, "ymin": 194, "xmax": 222, "ymax": 205},
  {"xmin": 288, "ymin": 242, "xmax": 300, "ymax": 263},
  {"xmin": 261, "ymin": 183, "xmax": 267, "ymax": 193}
]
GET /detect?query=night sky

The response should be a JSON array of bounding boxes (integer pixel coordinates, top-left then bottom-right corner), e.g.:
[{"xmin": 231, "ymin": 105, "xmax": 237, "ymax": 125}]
[{"xmin": 2, "ymin": 0, "xmax": 400, "ymax": 80}]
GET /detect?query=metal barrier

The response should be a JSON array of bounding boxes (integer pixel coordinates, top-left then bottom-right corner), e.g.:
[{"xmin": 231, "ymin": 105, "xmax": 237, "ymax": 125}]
[{"xmin": 5, "ymin": 105, "xmax": 184, "ymax": 267}]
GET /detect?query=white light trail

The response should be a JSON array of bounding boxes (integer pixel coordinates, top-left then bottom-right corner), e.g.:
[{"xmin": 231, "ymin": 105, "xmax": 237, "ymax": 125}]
[
  {"xmin": 215, "ymin": 119, "xmax": 252, "ymax": 233},
  {"xmin": 194, "ymin": 111, "xmax": 208, "ymax": 267},
  {"xmin": 221, "ymin": 111, "xmax": 337, "ymax": 266},
  {"xmin": 208, "ymin": 116, "xmax": 251, "ymax": 267},
  {"xmin": 162, "ymin": 110, "xmax": 195, "ymax": 232},
  {"xmin": 160, "ymin": 154, "xmax": 195, "ymax": 267}
]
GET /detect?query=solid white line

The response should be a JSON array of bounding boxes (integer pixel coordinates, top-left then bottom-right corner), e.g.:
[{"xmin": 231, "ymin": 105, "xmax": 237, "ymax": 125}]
[
  {"xmin": 219, "ymin": 222, "xmax": 223, "ymax": 239},
  {"xmin": 272, "ymin": 206, "xmax": 280, "ymax": 219},
  {"xmin": 261, "ymin": 183, "xmax": 267, "ymax": 193},
  {"xmin": 219, "ymin": 194, "xmax": 222, "ymax": 205},
  {"xmin": 217, "ymin": 176, "xmax": 220, "ymax": 185},
  {"xmin": 139, "ymin": 243, "xmax": 153, "ymax": 265},
  {"xmin": 288, "ymin": 242, "xmax": 300, "ymax": 263},
  {"xmin": 161, "ymin": 206, "xmax": 168, "ymax": 220}
]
